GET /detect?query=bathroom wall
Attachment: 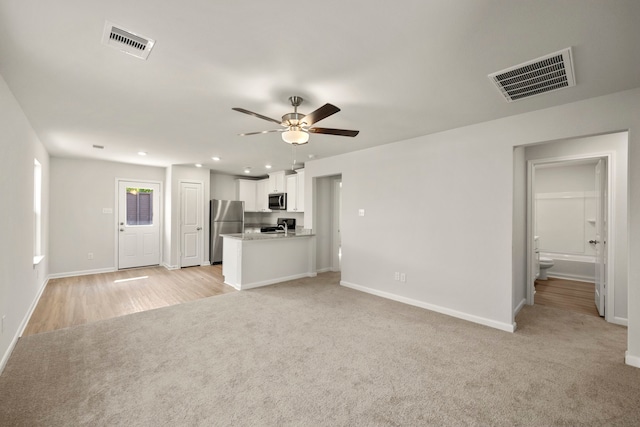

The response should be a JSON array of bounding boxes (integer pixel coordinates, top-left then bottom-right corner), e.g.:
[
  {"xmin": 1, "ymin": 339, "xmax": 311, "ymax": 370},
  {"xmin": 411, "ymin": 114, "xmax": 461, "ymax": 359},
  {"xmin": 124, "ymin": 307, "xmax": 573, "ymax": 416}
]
[{"xmin": 535, "ymin": 162, "xmax": 597, "ymax": 256}]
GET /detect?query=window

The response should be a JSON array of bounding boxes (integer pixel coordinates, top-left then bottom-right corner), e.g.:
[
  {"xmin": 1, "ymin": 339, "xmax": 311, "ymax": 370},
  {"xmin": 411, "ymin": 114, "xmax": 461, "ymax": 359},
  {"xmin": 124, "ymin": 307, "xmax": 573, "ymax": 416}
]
[
  {"xmin": 33, "ymin": 159, "xmax": 43, "ymax": 264},
  {"xmin": 126, "ymin": 187, "xmax": 154, "ymax": 225}
]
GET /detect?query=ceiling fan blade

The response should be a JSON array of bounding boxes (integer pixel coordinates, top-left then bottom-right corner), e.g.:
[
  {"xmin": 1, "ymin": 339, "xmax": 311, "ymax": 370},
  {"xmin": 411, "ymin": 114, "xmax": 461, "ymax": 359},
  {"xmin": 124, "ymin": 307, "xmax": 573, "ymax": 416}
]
[
  {"xmin": 301, "ymin": 103, "xmax": 340, "ymax": 126},
  {"xmin": 232, "ymin": 107, "xmax": 283, "ymax": 125},
  {"xmin": 308, "ymin": 127, "xmax": 359, "ymax": 137},
  {"xmin": 239, "ymin": 129, "xmax": 286, "ymax": 136}
]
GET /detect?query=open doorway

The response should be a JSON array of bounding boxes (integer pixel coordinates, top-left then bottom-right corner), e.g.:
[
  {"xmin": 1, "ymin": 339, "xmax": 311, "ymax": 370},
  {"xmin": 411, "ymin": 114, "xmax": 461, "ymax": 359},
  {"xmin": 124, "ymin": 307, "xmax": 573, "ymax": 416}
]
[
  {"xmin": 529, "ymin": 157, "xmax": 606, "ymax": 318},
  {"xmin": 313, "ymin": 174, "xmax": 342, "ymax": 274},
  {"xmin": 518, "ymin": 131, "xmax": 628, "ymax": 326}
]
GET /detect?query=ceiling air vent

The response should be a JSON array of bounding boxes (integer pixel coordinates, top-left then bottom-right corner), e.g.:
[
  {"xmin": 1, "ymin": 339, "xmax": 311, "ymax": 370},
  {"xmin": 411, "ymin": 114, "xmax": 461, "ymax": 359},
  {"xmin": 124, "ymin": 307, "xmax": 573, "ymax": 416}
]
[
  {"xmin": 101, "ymin": 21, "xmax": 155, "ymax": 60},
  {"xmin": 488, "ymin": 47, "xmax": 575, "ymax": 102}
]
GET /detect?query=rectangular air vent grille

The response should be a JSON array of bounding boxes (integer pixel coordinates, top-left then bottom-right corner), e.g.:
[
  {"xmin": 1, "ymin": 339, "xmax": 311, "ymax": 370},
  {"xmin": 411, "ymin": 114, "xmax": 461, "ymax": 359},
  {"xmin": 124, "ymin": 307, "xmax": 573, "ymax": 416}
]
[
  {"xmin": 488, "ymin": 47, "xmax": 575, "ymax": 102},
  {"xmin": 102, "ymin": 21, "xmax": 155, "ymax": 60}
]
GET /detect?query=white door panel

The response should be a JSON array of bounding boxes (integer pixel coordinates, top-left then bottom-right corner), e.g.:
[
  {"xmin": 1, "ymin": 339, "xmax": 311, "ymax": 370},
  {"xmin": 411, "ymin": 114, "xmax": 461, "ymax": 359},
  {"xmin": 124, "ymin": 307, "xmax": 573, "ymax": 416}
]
[
  {"xmin": 118, "ymin": 181, "xmax": 161, "ymax": 269},
  {"xmin": 181, "ymin": 182, "xmax": 203, "ymax": 267}
]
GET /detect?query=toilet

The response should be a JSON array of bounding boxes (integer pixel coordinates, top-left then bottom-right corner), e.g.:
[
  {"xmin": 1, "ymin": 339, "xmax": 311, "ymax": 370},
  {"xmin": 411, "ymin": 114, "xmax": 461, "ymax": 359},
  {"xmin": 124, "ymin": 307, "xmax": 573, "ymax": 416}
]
[{"xmin": 538, "ymin": 257, "xmax": 554, "ymax": 280}]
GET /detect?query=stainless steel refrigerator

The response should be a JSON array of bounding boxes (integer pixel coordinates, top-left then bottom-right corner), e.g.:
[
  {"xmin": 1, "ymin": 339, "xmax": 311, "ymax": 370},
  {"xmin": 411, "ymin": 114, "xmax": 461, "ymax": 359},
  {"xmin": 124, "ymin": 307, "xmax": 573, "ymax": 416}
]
[{"xmin": 210, "ymin": 199, "xmax": 244, "ymax": 264}]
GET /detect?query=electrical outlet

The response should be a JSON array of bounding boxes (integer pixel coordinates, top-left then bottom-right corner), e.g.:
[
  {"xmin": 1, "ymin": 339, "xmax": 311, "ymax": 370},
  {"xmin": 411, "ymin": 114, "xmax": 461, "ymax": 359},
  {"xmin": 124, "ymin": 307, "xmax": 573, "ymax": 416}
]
[
  {"xmin": 394, "ymin": 272, "xmax": 400, "ymax": 281},
  {"xmin": 358, "ymin": 209, "xmax": 365, "ymax": 217},
  {"xmin": 88, "ymin": 252, "xmax": 94, "ymax": 260},
  {"xmin": 400, "ymin": 273, "xmax": 406, "ymax": 283}
]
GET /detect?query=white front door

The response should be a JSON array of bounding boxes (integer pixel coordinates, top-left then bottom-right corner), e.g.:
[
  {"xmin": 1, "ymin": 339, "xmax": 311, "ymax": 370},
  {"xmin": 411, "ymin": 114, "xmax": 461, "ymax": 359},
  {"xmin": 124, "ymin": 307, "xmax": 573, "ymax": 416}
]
[
  {"xmin": 180, "ymin": 181, "xmax": 203, "ymax": 267},
  {"xmin": 118, "ymin": 181, "xmax": 161, "ymax": 269},
  {"xmin": 594, "ymin": 159, "xmax": 606, "ymax": 316}
]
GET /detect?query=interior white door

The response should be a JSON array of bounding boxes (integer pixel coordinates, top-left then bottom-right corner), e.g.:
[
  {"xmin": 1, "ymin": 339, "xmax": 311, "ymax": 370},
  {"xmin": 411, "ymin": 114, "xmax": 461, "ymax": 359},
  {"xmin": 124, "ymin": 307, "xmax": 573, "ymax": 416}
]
[
  {"xmin": 118, "ymin": 181, "xmax": 161, "ymax": 269},
  {"xmin": 594, "ymin": 159, "xmax": 606, "ymax": 316},
  {"xmin": 180, "ymin": 181, "xmax": 203, "ymax": 267}
]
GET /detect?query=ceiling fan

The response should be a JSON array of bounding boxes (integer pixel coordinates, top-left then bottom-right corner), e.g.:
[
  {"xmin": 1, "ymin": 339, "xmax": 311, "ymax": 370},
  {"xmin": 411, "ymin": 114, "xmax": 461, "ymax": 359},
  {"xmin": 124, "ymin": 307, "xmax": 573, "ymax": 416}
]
[{"xmin": 232, "ymin": 96, "xmax": 359, "ymax": 145}]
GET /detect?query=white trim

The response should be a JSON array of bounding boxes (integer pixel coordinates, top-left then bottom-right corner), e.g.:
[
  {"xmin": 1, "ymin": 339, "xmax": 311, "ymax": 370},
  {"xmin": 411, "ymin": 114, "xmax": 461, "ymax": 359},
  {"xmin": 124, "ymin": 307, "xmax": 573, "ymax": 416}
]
[
  {"xmin": 162, "ymin": 263, "xmax": 180, "ymax": 270},
  {"xmin": 526, "ymin": 151, "xmax": 617, "ymax": 323},
  {"xmin": 612, "ymin": 316, "xmax": 628, "ymax": 327},
  {"xmin": 228, "ymin": 272, "xmax": 317, "ymax": 291},
  {"xmin": 514, "ymin": 298, "xmax": 527, "ymax": 316},
  {"xmin": 316, "ymin": 267, "xmax": 332, "ymax": 273},
  {"xmin": 625, "ymin": 352, "xmax": 640, "ymax": 369},
  {"xmin": 200, "ymin": 261, "xmax": 211, "ymax": 266},
  {"xmin": 341, "ymin": 281, "xmax": 516, "ymax": 333},
  {"xmin": 32, "ymin": 255, "xmax": 45, "ymax": 265},
  {"xmin": 546, "ymin": 273, "xmax": 595, "ymax": 283},
  {"xmin": 1, "ymin": 276, "xmax": 49, "ymax": 374},
  {"xmin": 48, "ymin": 267, "xmax": 117, "ymax": 279}
]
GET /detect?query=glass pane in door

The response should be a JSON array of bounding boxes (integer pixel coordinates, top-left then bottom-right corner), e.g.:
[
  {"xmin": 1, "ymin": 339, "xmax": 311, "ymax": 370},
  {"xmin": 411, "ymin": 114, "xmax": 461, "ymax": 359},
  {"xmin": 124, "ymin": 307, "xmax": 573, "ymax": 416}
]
[{"xmin": 126, "ymin": 187, "xmax": 154, "ymax": 226}]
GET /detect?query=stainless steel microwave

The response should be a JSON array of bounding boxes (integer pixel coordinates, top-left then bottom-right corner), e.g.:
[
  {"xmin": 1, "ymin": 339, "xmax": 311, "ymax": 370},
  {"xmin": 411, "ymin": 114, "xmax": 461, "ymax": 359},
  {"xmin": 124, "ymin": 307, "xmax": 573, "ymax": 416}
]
[{"xmin": 268, "ymin": 193, "xmax": 287, "ymax": 210}]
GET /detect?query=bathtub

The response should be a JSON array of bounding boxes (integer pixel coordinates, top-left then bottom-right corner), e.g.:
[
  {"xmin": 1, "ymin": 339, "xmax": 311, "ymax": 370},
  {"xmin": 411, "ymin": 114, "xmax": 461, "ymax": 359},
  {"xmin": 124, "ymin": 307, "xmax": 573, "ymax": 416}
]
[{"xmin": 540, "ymin": 252, "xmax": 596, "ymax": 282}]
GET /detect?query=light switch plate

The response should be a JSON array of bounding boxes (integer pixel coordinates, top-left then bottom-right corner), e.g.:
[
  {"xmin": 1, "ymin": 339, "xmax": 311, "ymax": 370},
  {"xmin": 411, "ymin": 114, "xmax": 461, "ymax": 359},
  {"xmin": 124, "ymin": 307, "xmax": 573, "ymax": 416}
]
[{"xmin": 358, "ymin": 209, "xmax": 365, "ymax": 217}]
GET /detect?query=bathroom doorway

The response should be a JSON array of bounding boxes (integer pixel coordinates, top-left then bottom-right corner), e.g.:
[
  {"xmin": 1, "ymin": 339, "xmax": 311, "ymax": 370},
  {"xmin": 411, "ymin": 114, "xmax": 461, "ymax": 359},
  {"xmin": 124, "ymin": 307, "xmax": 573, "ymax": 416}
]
[
  {"xmin": 522, "ymin": 131, "xmax": 629, "ymax": 326},
  {"xmin": 529, "ymin": 157, "xmax": 606, "ymax": 317}
]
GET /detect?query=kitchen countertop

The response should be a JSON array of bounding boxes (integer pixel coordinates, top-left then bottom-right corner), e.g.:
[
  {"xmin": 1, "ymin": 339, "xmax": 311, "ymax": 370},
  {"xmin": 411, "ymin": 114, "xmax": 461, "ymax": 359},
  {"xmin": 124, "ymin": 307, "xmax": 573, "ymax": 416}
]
[{"xmin": 222, "ymin": 231, "xmax": 314, "ymax": 241}]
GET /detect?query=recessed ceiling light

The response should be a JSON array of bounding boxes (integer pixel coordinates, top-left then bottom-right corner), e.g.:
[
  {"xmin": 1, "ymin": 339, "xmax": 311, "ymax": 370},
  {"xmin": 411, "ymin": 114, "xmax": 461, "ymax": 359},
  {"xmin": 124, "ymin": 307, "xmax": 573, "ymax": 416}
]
[
  {"xmin": 308, "ymin": 154, "xmax": 316, "ymax": 159},
  {"xmin": 212, "ymin": 156, "xmax": 221, "ymax": 161},
  {"xmin": 244, "ymin": 167, "xmax": 251, "ymax": 174},
  {"xmin": 138, "ymin": 151, "xmax": 147, "ymax": 156},
  {"xmin": 265, "ymin": 164, "xmax": 272, "ymax": 169},
  {"xmin": 195, "ymin": 163, "xmax": 202, "ymax": 168}
]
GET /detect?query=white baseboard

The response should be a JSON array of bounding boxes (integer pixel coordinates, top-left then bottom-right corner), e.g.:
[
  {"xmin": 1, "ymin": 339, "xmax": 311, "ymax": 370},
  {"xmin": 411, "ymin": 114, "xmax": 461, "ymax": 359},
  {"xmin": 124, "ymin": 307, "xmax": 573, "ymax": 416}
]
[
  {"xmin": 514, "ymin": 298, "xmax": 527, "ymax": 316},
  {"xmin": 162, "ymin": 263, "xmax": 180, "ymax": 270},
  {"xmin": 316, "ymin": 267, "xmax": 332, "ymax": 273},
  {"xmin": 340, "ymin": 281, "xmax": 516, "ymax": 333},
  {"xmin": 547, "ymin": 273, "xmax": 594, "ymax": 283},
  {"xmin": 611, "ymin": 316, "xmax": 628, "ymax": 327},
  {"xmin": 1, "ymin": 276, "xmax": 49, "ymax": 375},
  {"xmin": 200, "ymin": 261, "xmax": 211, "ymax": 266},
  {"xmin": 48, "ymin": 267, "xmax": 116, "ymax": 279},
  {"xmin": 230, "ymin": 272, "xmax": 318, "ymax": 291},
  {"xmin": 625, "ymin": 352, "xmax": 640, "ymax": 369}
]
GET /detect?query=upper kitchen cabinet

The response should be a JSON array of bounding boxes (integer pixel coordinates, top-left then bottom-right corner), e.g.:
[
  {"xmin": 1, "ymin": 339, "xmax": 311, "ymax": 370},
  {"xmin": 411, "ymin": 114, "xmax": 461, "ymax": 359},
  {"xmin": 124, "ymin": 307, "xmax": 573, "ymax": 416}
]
[
  {"xmin": 236, "ymin": 179, "xmax": 258, "ymax": 212},
  {"xmin": 256, "ymin": 179, "xmax": 271, "ymax": 212},
  {"xmin": 287, "ymin": 169, "xmax": 305, "ymax": 212},
  {"xmin": 268, "ymin": 170, "xmax": 294, "ymax": 193}
]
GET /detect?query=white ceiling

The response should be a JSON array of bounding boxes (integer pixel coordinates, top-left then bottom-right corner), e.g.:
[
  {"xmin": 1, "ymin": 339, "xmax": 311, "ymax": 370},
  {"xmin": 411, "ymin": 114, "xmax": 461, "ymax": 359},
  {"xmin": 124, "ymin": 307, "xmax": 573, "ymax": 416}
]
[{"xmin": 1, "ymin": 1, "xmax": 639, "ymax": 177}]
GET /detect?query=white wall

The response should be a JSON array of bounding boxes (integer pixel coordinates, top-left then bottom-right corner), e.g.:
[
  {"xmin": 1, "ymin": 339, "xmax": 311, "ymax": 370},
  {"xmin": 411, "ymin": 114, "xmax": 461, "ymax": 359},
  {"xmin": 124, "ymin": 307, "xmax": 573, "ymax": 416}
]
[
  {"xmin": 305, "ymin": 88, "xmax": 640, "ymax": 368},
  {"xmin": 524, "ymin": 133, "xmax": 628, "ymax": 322},
  {"xmin": 210, "ymin": 172, "xmax": 239, "ymax": 201},
  {"xmin": 0, "ymin": 75, "xmax": 49, "ymax": 370},
  {"xmin": 512, "ymin": 147, "xmax": 527, "ymax": 315},
  {"xmin": 535, "ymin": 163, "xmax": 597, "ymax": 256},
  {"xmin": 49, "ymin": 158, "xmax": 165, "ymax": 275}
]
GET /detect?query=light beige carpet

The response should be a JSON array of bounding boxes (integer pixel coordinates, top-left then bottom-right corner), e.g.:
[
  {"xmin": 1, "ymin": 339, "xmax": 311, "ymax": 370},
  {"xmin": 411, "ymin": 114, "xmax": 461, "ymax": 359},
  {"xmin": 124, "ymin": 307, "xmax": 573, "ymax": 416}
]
[{"xmin": 1, "ymin": 272, "xmax": 639, "ymax": 426}]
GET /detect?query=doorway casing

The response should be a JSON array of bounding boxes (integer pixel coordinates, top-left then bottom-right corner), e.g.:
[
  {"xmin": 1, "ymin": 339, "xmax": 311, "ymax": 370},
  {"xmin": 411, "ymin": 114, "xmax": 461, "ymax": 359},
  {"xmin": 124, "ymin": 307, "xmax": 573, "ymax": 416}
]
[{"xmin": 526, "ymin": 153, "xmax": 615, "ymax": 322}]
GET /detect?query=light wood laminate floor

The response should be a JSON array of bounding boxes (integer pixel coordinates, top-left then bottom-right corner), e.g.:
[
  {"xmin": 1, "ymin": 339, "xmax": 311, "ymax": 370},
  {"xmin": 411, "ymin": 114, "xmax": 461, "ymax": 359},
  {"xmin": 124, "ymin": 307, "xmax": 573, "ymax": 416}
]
[
  {"xmin": 23, "ymin": 265, "xmax": 236, "ymax": 336},
  {"xmin": 534, "ymin": 277, "xmax": 600, "ymax": 317}
]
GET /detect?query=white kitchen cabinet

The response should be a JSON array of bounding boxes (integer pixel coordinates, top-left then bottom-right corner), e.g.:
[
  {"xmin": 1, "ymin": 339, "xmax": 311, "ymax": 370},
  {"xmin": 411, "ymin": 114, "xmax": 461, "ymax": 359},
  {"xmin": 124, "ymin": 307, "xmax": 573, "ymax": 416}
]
[
  {"xmin": 256, "ymin": 179, "xmax": 271, "ymax": 212},
  {"xmin": 286, "ymin": 169, "xmax": 305, "ymax": 212},
  {"xmin": 236, "ymin": 179, "xmax": 257, "ymax": 212},
  {"xmin": 268, "ymin": 170, "xmax": 294, "ymax": 193}
]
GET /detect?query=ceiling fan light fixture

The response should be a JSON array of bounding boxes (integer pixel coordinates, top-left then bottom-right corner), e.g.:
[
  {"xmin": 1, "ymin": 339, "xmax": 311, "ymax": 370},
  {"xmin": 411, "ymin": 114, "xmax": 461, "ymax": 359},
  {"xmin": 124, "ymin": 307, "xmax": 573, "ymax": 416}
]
[{"xmin": 282, "ymin": 128, "xmax": 309, "ymax": 145}]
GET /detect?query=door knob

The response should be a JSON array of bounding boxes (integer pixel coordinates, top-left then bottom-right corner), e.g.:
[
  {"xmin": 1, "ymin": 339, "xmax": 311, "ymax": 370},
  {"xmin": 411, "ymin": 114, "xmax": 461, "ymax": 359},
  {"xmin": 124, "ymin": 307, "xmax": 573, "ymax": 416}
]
[
  {"xmin": 197, "ymin": 227, "xmax": 202, "ymax": 231},
  {"xmin": 120, "ymin": 228, "xmax": 124, "ymax": 232},
  {"xmin": 589, "ymin": 240, "xmax": 599, "ymax": 244}
]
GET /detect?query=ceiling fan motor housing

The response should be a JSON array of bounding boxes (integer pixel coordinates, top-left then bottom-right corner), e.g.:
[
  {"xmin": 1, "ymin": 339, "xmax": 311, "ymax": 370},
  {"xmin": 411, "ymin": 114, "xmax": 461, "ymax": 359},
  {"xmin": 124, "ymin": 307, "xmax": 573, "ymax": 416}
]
[{"xmin": 282, "ymin": 112, "xmax": 306, "ymax": 126}]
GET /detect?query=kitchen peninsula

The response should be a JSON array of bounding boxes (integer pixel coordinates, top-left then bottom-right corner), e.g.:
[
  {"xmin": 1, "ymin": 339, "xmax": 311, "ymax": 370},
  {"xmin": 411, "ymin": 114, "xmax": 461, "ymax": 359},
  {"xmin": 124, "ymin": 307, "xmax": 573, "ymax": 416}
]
[{"xmin": 221, "ymin": 232, "xmax": 316, "ymax": 290}]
